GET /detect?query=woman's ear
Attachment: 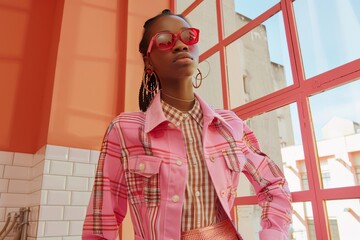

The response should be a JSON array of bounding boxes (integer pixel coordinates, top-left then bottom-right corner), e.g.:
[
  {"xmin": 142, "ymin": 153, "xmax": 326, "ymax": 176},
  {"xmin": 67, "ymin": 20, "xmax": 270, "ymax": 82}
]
[{"xmin": 143, "ymin": 56, "xmax": 151, "ymax": 69}]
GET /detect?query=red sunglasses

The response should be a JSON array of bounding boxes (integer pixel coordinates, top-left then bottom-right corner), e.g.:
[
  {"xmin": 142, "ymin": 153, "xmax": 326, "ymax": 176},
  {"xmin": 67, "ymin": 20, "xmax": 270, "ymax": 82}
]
[{"xmin": 147, "ymin": 28, "xmax": 200, "ymax": 56}]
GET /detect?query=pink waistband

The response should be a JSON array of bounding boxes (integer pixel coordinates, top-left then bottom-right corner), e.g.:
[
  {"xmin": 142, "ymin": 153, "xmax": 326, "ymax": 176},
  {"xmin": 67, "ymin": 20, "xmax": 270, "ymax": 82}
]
[{"xmin": 181, "ymin": 219, "xmax": 239, "ymax": 240}]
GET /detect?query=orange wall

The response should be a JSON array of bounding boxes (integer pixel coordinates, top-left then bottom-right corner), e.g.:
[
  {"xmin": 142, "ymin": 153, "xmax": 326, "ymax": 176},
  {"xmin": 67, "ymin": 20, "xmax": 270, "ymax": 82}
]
[
  {"xmin": 0, "ymin": 0, "xmax": 170, "ymax": 154},
  {"xmin": 46, "ymin": 0, "xmax": 127, "ymax": 150},
  {"xmin": 0, "ymin": 0, "xmax": 64, "ymax": 153}
]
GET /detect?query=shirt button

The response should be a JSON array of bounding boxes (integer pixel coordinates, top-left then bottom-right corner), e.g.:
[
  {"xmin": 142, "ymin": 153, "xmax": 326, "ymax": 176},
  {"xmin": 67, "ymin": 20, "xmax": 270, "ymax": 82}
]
[
  {"xmin": 220, "ymin": 190, "xmax": 226, "ymax": 198},
  {"xmin": 172, "ymin": 195, "xmax": 179, "ymax": 203},
  {"xmin": 138, "ymin": 163, "xmax": 145, "ymax": 171},
  {"xmin": 183, "ymin": 114, "xmax": 188, "ymax": 118},
  {"xmin": 231, "ymin": 189, "xmax": 236, "ymax": 195},
  {"xmin": 176, "ymin": 160, "xmax": 182, "ymax": 166},
  {"xmin": 195, "ymin": 191, "xmax": 201, "ymax": 197}
]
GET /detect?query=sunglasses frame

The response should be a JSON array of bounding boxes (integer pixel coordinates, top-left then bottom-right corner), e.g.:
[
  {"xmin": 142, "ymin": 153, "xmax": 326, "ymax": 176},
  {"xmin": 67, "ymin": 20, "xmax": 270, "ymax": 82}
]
[{"xmin": 146, "ymin": 28, "xmax": 200, "ymax": 56}]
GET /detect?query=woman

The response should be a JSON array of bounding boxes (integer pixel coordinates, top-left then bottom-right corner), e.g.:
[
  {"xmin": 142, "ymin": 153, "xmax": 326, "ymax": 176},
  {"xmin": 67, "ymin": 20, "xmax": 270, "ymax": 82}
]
[{"xmin": 83, "ymin": 9, "xmax": 292, "ymax": 240}]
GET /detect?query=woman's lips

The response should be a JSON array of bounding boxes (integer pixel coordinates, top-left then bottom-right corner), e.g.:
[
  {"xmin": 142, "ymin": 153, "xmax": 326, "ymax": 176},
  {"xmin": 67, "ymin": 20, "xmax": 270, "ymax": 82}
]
[{"xmin": 173, "ymin": 53, "xmax": 193, "ymax": 63}]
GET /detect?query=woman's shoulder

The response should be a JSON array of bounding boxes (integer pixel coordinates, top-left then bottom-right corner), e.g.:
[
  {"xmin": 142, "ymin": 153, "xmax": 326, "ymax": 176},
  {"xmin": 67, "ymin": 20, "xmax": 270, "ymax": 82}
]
[
  {"xmin": 111, "ymin": 111, "xmax": 146, "ymax": 126},
  {"xmin": 214, "ymin": 108, "xmax": 243, "ymax": 122}
]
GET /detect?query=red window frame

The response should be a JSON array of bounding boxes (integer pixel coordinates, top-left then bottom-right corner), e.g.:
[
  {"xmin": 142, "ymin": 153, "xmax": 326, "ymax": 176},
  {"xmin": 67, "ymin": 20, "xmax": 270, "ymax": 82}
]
[{"xmin": 171, "ymin": 0, "xmax": 360, "ymax": 239}]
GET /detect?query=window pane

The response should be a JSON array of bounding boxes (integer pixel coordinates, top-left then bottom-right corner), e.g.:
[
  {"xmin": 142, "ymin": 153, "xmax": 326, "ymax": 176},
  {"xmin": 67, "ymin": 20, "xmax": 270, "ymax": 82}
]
[
  {"xmin": 325, "ymin": 199, "xmax": 360, "ymax": 240},
  {"xmin": 182, "ymin": 0, "xmax": 218, "ymax": 54},
  {"xmin": 176, "ymin": 0, "xmax": 195, "ymax": 14},
  {"xmin": 291, "ymin": 202, "xmax": 314, "ymax": 240},
  {"xmin": 235, "ymin": 204, "xmax": 261, "ymax": 239},
  {"xmin": 309, "ymin": 80, "xmax": 360, "ymax": 189},
  {"xmin": 223, "ymin": 0, "xmax": 279, "ymax": 37},
  {"xmin": 235, "ymin": 202, "xmax": 314, "ymax": 240},
  {"xmin": 195, "ymin": 53, "xmax": 223, "ymax": 108},
  {"xmin": 226, "ymin": 12, "xmax": 293, "ymax": 108},
  {"xmin": 293, "ymin": 0, "xmax": 360, "ymax": 78},
  {"xmin": 237, "ymin": 103, "xmax": 305, "ymax": 196}
]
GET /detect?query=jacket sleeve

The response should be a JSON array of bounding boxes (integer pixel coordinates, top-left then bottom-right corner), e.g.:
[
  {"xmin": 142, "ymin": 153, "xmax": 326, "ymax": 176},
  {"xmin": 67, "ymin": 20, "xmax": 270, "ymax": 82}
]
[
  {"xmin": 241, "ymin": 122, "xmax": 292, "ymax": 240},
  {"xmin": 82, "ymin": 122, "xmax": 127, "ymax": 239}
]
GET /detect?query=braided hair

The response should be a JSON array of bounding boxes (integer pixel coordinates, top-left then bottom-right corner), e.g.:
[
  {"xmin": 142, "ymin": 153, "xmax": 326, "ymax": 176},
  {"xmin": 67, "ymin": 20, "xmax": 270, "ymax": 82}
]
[{"xmin": 138, "ymin": 9, "xmax": 189, "ymax": 112}]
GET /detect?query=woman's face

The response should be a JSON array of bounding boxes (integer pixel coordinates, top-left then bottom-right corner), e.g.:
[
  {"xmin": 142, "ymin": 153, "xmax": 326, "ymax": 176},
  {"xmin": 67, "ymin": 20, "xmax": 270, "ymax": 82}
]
[{"xmin": 145, "ymin": 15, "xmax": 199, "ymax": 86}]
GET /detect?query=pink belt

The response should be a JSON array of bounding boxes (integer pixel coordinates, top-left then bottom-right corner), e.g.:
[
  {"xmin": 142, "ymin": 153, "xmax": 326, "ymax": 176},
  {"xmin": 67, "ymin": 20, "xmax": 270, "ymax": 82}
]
[{"xmin": 181, "ymin": 219, "xmax": 240, "ymax": 240}]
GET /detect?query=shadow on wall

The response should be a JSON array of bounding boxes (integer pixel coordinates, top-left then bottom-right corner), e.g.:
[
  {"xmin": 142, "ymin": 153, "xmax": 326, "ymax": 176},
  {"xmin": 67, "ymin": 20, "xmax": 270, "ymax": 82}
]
[
  {"xmin": 0, "ymin": 0, "xmax": 65, "ymax": 153},
  {"xmin": 0, "ymin": 0, "xmax": 127, "ymax": 154}
]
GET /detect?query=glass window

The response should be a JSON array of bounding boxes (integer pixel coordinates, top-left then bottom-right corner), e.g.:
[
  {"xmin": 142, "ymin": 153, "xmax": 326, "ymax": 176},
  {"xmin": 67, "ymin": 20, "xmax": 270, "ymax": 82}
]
[
  {"xmin": 225, "ymin": 12, "xmax": 293, "ymax": 108},
  {"xmin": 309, "ymin": 80, "xmax": 360, "ymax": 189},
  {"xmin": 176, "ymin": 0, "xmax": 196, "ymax": 14},
  {"xmin": 291, "ymin": 202, "xmax": 314, "ymax": 240},
  {"xmin": 325, "ymin": 199, "xmax": 360, "ymax": 239},
  {"xmin": 237, "ymin": 103, "xmax": 305, "ymax": 195},
  {"xmin": 182, "ymin": 0, "xmax": 218, "ymax": 54},
  {"xmin": 234, "ymin": 204, "xmax": 261, "ymax": 239},
  {"xmin": 194, "ymin": 53, "xmax": 223, "ymax": 108},
  {"xmin": 293, "ymin": 0, "xmax": 360, "ymax": 78},
  {"xmin": 223, "ymin": 0, "xmax": 279, "ymax": 37}
]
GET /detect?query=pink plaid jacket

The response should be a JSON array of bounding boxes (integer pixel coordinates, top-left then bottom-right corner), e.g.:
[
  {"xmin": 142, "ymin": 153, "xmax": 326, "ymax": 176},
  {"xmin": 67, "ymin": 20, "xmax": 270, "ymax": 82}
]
[{"xmin": 82, "ymin": 93, "xmax": 292, "ymax": 240}]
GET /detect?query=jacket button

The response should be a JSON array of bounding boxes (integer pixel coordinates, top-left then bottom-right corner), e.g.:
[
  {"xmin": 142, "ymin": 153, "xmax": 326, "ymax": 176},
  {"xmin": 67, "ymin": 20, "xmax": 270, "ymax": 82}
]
[
  {"xmin": 220, "ymin": 190, "xmax": 226, "ymax": 198},
  {"xmin": 176, "ymin": 160, "xmax": 183, "ymax": 166},
  {"xmin": 139, "ymin": 163, "xmax": 145, "ymax": 171},
  {"xmin": 172, "ymin": 195, "xmax": 179, "ymax": 203},
  {"xmin": 209, "ymin": 155, "xmax": 216, "ymax": 162}
]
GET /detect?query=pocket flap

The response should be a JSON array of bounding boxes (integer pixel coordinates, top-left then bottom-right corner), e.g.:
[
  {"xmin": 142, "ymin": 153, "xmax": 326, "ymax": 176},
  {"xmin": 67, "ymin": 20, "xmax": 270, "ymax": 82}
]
[
  {"xmin": 222, "ymin": 148, "xmax": 241, "ymax": 172},
  {"xmin": 128, "ymin": 155, "xmax": 162, "ymax": 177}
]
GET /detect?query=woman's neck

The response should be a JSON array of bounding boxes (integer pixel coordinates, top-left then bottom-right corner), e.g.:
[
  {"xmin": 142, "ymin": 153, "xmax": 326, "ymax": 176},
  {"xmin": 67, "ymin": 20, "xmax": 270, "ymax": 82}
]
[{"xmin": 161, "ymin": 89, "xmax": 195, "ymax": 111}]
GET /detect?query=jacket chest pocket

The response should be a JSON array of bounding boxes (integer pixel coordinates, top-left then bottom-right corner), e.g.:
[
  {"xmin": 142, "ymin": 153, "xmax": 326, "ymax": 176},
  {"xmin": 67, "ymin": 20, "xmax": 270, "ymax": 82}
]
[
  {"xmin": 222, "ymin": 148, "xmax": 244, "ymax": 183},
  {"xmin": 126, "ymin": 155, "xmax": 162, "ymax": 207}
]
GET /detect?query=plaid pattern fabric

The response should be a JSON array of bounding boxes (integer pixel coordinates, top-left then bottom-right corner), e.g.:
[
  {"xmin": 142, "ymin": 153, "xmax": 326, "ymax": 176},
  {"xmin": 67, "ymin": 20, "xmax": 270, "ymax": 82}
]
[
  {"xmin": 161, "ymin": 99, "xmax": 227, "ymax": 231},
  {"xmin": 82, "ymin": 93, "xmax": 292, "ymax": 240}
]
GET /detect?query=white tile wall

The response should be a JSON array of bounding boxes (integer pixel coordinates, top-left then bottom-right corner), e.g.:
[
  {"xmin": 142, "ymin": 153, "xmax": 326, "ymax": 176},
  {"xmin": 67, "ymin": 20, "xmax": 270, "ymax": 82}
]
[
  {"xmin": 66, "ymin": 176, "xmax": 89, "ymax": 191},
  {"xmin": 73, "ymin": 163, "xmax": 95, "ymax": 177},
  {"xmin": 69, "ymin": 220, "xmax": 84, "ymax": 235},
  {"xmin": 63, "ymin": 206, "xmax": 87, "ymax": 220},
  {"xmin": 8, "ymin": 179, "xmax": 29, "ymax": 193},
  {"xmin": 71, "ymin": 191, "xmax": 91, "ymax": 206},
  {"xmin": 0, "ymin": 151, "xmax": 14, "ymax": 165},
  {"xmin": 69, "ymin": 148, "xmax": 90, "ymax": 163},
  {"xmin": 50, "ymin": 160, "xmax": 73, "ymax": 175},
  {"xmin": 44, "ymin": 221, "xmax": 69, "ymax": 236},
  {"xmin": 39, "ymin": 205, "xmax": 64, "ymax": 220},
  {"xmin": 0, "ymin": 165, "xmax": 4, "ymax": 178},
  {"xmin": 42, "ymin": 175, "xmax": 67, "ymax": 190},
  {"xmin": 47, "ymin": 190, "xmax": 71, "ymax": 205},
  {"xmin": 13, "ymin": 152, "xmax": 33, "ymax": 166},
  {"xmin": 3, "ymin": 165, "xmax": 30, "ymax": 179},
  {"xmin": 45, "ymin": 145, "xmax": 69, "ymax": 161},
  {"xmin": 0, "ymin": 145, "xmax": 99, "ymax": 239}
]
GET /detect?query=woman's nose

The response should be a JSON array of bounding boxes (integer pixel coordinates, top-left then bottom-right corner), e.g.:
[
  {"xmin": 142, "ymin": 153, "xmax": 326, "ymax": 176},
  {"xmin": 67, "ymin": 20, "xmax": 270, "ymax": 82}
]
[{"xmin": 172, "ymin": 39, "xmax": 189, "ymax": 52}]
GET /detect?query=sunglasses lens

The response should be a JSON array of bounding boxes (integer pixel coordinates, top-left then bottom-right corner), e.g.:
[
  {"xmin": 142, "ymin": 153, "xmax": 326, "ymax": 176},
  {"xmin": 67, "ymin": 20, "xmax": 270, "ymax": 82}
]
[
  {"xmin": 152, "ymin": 28, "xmax": 199, "ymax": 52},
  {"xmin": 180, "ymin": 29, "xmax": 199, "ymax": 45},
  {"xmin": 155, "ymin": 33, "xmax": 174, "ymax": 50}
]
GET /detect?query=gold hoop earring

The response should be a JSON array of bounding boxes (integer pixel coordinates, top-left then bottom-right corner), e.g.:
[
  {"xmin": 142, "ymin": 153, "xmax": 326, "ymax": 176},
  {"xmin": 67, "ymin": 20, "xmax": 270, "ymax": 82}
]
[
  {"xmin": 193, "ymin": 68, "xmax": 203, "ymax": 88},
  {"xmin": 142, "ymin": 68, "xmax": 159, "ymax": 93}
]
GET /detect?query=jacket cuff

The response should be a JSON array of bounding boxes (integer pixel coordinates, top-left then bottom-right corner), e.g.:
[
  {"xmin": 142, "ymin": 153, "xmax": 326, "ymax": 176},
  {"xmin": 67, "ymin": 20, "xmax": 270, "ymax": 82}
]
[{"xmin": 259, "ymin": 229, "xmax": 289, "ymax": 240}]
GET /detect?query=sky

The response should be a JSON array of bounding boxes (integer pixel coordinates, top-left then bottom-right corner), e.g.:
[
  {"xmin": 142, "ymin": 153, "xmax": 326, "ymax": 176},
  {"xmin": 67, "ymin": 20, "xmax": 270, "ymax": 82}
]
[{"xmin": 235, "ymin": 0, "xmax": 360, "ymax": 144}]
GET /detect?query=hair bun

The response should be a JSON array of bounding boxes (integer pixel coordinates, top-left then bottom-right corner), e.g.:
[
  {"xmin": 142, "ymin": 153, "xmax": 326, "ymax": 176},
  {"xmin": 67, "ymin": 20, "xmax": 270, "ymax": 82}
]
[{"xmin": 161, "ymin": 9, "xmax": 173, "ymax": 15}]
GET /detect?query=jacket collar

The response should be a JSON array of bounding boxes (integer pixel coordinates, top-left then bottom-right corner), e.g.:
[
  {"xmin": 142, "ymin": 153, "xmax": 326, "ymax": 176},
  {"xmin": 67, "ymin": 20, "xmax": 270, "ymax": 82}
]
[{"xmin": 144, "ymin": 92, "xmax": 232, "ymax": 133}]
